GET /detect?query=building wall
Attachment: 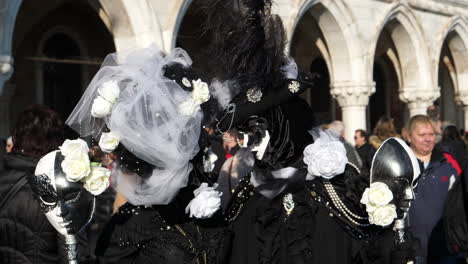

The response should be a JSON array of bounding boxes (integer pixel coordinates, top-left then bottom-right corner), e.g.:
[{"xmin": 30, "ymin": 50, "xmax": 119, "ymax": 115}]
[{"xmin": 0, "ymin": 0, "xmax": 467, "ymax": 142}]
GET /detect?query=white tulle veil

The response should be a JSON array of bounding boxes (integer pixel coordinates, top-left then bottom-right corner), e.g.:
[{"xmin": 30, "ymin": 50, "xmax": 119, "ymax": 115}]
[{"xmin": 66, "ymin": 45, "xmax": 203, "ymax": 205}]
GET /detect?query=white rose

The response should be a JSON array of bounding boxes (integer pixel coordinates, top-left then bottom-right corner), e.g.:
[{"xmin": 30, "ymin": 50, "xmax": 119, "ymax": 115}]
[
  {"xmin": 368, "ymin": 204, "xmax": 397, "ymax": 227},
  {"xmin": 91, "ymin": 96, "xmax": 113, "ymax": 118},
  {"xmin": 98, "ymin": 80, "xmax": 120, "ymax": 104},
  {"xmin": 303, "ymin": 138, "xmax": 347, "ymax": 179},
  {"xmin": 60, "ymin": 139, "xmax": 89, "ymax": 159},
  {"xmin": 99, "ymin": 131, "xmax": 120, "ymax": 153},
  {"xmin": 179, "ymin": 98, "xmax": 200, "ymax": 116},
  {"xmin": 191, "ymin": 79, "xmax": 210, "ymax": 104},
  {"xmin": 61, "ymin": 156, "xmax": 91, "ymax": 182},
  {"xmin": 185, "ymin": 183, "xmax": 221, "ymax": 219},
  {"xmin": 82, "ymin": 166, "xmax": 111, "ymax": 195},
  {"xmin": 360, "ymin": 188, "xmax": 378, "ymax": 213},
  {"xmin": 367, "ymin": 182, "xmax": 393, "ymax": 206}
]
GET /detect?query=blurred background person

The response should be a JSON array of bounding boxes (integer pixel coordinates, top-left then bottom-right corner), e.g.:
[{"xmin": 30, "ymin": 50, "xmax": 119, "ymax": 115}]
[
  {"xmin": 328, "ymin": 120, "xmax": 363, "ymax": 169},
  {"xmin": 406, "ymin": 115, "xmax": 461, "ymax": 264},
  {"xmin": 435, "ymin": 125, "xmax": 466, "ymax": 166},
  {"xmin": 427, "ymin": 104, "xmax": 442, "ymax": 143},
  {"xmin": 369, "ymin": 116, "xmax": 399, "ymax": 150},
  {"xmin": 354, "ymin": 129, "xmax": 375, "ymax": 174},
  {"xmin": 0, "ymin": 104, "xmax": 89, "ymax": 263},
  {"xmin": 5, "ymin": 136, "xmax": 13, "ymax": 153}
]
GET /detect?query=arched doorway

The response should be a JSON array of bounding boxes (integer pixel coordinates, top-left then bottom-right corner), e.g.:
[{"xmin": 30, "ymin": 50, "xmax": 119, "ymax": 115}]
[
  {"xmin": 438, "ymin": 33, "xmax": 465, "ymax": 129},
  {"xmin": 10, "ymin": 0, "xmax": 115, "ymax": 125},
  {"xmin": 175, "ymin": 0, "xmax": 211, "ymax": 76},
  {"xmin": 40, "ymin": 33, "xmax": 83, "ymax": 120},
  {"xmin": 370, "ymin": 18, "xmax": 420, "ymax": 133},
  {"xmin": 290, "ymin": 5, "xmax": 337, "ymax": 125}
]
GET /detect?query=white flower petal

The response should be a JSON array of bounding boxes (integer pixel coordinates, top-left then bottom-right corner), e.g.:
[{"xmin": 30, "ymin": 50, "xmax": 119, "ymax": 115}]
[
  {"xmin": 369, "ymin": 204, "xmax": 397, "ymax": 227},
  {"xmin": 191, "ymin": 79, "xmax": 210, "ymax": 104},
  {"xmin": 99, "ymin": 131, "xmax": 120, "ymax": 153},
  {"xmin": 368, "ymin": 182, "xmax": 394, "ymax": 206},
  {"xmin": 303, "ymin": 137, "xmax": 347, "ymax": 179},
  {"xmin": 98, "ymin": 80, "xmax": 120, "ymax": 104},
  {"xmin": 61, "ymin": 156, "xmax": 91, "ymax": 182},
  {"xmin": 91, "ymin": 96, "xmax": 113, "ymax": 118},
  {"xmin": 82, "ymin": 166, "xmax": 111, "ymax": 196},
  {"xmin": 185, "ymin": 183, "xmax": 221, "ymax": 219},
  {"xmin": 60, "ymin": 139, "xmax": 89, "ymax": 159}
]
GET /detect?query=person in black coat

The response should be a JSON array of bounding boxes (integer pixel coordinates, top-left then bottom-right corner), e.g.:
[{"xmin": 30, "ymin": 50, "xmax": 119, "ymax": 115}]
[
  {"xmin": 0, "ymin": 104, "xmax": 88, "ymax": 263},
  {"xmin": 435, "ymin": 125, "xmax": 466, "ymax": 166},
  {"xmin": 354, "ymin": 129, "xmax": 376, "ymax": 174}
]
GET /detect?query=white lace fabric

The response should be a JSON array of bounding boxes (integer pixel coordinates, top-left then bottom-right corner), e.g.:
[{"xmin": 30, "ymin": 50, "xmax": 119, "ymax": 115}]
[{"xmin": 66, "ymin": 45, "xmax": 203, "ymax": 205}]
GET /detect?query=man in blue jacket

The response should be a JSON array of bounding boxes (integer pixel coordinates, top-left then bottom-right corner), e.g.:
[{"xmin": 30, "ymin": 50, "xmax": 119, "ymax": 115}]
[{"xmin": 407, "ymin": 115, "xmax": 461, "ymax": 264}]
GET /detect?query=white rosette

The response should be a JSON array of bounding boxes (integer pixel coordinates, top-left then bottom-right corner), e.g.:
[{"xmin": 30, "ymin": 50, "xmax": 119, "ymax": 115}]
[
  {"xmin": 303, "ymin": 129, "xmax": 347, "ymax": 179},
  {"xmin": 185, "ymin": 183, "xmax": 221, "ymax": 219}
]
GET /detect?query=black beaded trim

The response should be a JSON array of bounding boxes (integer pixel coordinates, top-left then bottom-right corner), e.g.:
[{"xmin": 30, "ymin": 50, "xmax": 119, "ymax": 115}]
[{"xmin": 225, "ymin": 174, "xmax": 254, "ymax": 223}]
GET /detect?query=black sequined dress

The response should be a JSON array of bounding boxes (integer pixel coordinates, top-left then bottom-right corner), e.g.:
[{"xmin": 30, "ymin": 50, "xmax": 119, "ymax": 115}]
[{"xmin": 95, "ymin": 186, "xmax": 222, "ymax": 264}]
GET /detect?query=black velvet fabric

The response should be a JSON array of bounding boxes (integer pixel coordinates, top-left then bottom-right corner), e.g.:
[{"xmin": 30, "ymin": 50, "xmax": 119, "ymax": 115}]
[
  {"xmin": 222, "ymin": 161, "xmax": 417, "ymax": 264},
  {"xmin": 96, "ymin": 185, "xmax": 224, "ymax": 264}
]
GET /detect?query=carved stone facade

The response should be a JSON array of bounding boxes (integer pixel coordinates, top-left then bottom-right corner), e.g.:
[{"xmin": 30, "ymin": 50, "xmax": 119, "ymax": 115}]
[{"xmin": 0, "ymin": 0, "xmax": 467, "ymax": 143}]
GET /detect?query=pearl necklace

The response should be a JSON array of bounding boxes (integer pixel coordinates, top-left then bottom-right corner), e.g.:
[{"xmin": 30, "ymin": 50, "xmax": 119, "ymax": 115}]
[{"xmin": 322, "ymin": 179, "xmax": 370, "ymax": 227}]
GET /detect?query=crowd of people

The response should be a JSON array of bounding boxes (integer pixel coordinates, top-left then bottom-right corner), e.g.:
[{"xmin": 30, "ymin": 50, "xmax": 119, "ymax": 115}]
[{"xmin": 0, "ymin": 0, "xmax": 467, "ymax": 264}]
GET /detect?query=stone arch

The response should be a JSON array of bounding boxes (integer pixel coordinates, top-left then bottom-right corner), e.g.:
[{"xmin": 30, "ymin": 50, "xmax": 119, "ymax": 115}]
[
  {"xmin": 435, "ymin": 17, "xmax": 468, "ymax": 128},
  {"xmin": 98, "ymin": 0, "xmax": 165, "ymax": 51},
  {"xmin": 170, "ymin": 0, "xmax": 193, "ymax": 49},
  {"xmin": 436, "ymin": 17, "xmax": 468, "ymax": 96},
  {"xmin": 288, "ymin": 0, "xmax": 361, "ymax": 83},
  {"xmin": 370, "ymin": 4, "xmax": 432, "ymax": 94}
]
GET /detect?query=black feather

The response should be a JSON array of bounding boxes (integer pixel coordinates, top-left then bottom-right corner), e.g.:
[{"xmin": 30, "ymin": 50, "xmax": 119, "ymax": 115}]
[{"xmin": 201, "ymin": 0, "xmax": 288, "ymax": 98}]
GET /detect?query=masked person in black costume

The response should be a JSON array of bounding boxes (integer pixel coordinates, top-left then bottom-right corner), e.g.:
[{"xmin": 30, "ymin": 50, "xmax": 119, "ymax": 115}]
[
  {"xmin": 65, "ymin": 47, "xmax": 226, "ymax": 263},
  {"xmin": 199, "ymin": 0, "xmax": 419, "ymax": 263}
]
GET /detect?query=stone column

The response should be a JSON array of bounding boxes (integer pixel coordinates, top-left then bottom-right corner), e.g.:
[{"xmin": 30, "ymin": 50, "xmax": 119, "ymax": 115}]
[
  {"xmin": 0, "ymin": 55, "xmax": 14, "ymax": 95},
  {"xmin": 331, "ymin": 82, "xmax": 375, "ymax": 144},
  {"xmin": 399, "ymin": 88, "xmax": 440, "ymax": 117},
  {"xmin": 455, "ymin": 91, "xmax": 468, "ymax": 130}
]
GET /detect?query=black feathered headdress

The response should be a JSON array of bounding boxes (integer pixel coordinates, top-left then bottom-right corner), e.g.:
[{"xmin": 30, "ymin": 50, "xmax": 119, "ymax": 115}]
[{"xmin": 202, "ymin": 0, "xmax": 318, "ymax": 131}]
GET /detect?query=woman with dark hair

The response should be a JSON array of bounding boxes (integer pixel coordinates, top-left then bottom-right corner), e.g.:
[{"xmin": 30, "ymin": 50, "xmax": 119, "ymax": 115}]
[{"xmin": 0, "ymin": 104, "xmax": 87, "ymax": 263}]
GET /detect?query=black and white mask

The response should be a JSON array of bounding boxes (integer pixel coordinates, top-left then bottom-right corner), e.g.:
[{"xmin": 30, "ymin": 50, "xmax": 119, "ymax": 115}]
[
  {"xmin": 370, "ymin": 137, "xmax": 421, "ymax": 215},
  {"xmin": 29, "ymin": 151, "xmax": 95, "ymax": 236}
]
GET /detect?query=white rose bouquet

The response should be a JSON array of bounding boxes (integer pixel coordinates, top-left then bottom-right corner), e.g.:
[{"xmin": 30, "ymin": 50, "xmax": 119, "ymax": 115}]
[
  {"xmin": 360, "ymin": 182, "xmax": 397, "ymax": 226},
  {"xmin": 59, "ymin": 138, "xmax": 111, "ymax": 196}
]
